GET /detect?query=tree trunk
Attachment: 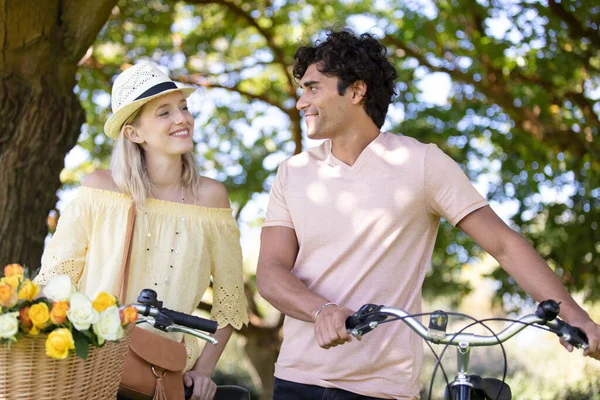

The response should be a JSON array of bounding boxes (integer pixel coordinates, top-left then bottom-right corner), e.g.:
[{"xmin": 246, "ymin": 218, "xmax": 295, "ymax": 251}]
[
  {"xmin": 0, "ymin": 80, "xmax": 84, "ymax": 268},
  {"xmin": 240, "ymin": 324, "xmax": 281, "ymax": 400},
  {"xmin": 0, "ymin": 0, "xmax": 117, "ymax": 268}
]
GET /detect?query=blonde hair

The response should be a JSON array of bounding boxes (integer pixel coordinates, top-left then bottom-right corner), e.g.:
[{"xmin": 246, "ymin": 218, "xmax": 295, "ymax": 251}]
[{"xmin": 110, "ymin": 106, "xmax": 203, "ymax": 205}]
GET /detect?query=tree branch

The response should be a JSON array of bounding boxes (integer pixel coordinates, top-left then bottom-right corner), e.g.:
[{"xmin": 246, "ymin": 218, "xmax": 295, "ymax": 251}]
[
  {"xmin": 234, "ymin": 198, "xmax": 247, "ymax": 221},
  {"xmin": 184, "ymin": 0, "xmax": 295, "ymax": 92},
  {"xmin": 183, "ymin": 0, "xmax": 301, "ymax": 153},
  {"xmin": 203, "ymin": 61, "xmax": 275, "ymax": 77},
  {"xmin": 547, "ymin": 0, "xmax": 600, "ymax": 49},
  {"xmin": 178, "ymin": 75, "xmax": 282, "ymax": 109},
  {"xmin": 61, "ymin": 0, "xmax": 118, "ymax": 62},
  {"xmin": 382, "ymin": 35, "xmax": 590, "ymax": 157}
]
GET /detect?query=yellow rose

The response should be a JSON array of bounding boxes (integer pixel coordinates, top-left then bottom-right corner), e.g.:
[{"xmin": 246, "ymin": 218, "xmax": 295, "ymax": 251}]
[
  {"xmin": 0, "ymin": 284, "xmax": 17, "ymax": 308},
  {"xmin": 92, "ymin": 292, "xmax": 117, "ymax": 313},
  {"xmin": 17, "ymin": 279, "xmax": 40, "ymax": 301},
  {"xmin": 3, "ymin": 264, "xmax": 24, "ymax": 278},
  {"xmin": 28, "ymin": 303, "xmax": 50, "ymax": 335},
  {"xmin": 50, "ymin": 302, "xmax": 70, "ymax": 325},
  {"xmin": 45, "ymin": 328, "xmax": 75, "ymax": 359},
  {"xmin": 0, "ymin": 276, "xmax": 20, "ymax": 290}
]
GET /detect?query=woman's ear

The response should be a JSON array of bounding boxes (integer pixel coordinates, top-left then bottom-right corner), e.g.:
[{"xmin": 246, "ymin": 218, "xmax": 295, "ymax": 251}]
[
  {"xmin": 124, "ymin": 125, "xmax": 144, "ymax": 144},
  {"xmin": 351, "ymin": 80, "xmax": 367, "ymax": 104}
]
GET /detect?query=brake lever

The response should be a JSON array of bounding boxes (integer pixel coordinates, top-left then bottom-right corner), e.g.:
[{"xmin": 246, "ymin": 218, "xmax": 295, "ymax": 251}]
[
  {"xmin": 165, "ymin": 325, "xmax": 218, "ymax": 345},
  {"xmin": 135, "ymin": 318, "xmax": 219, "ymax": 345}
]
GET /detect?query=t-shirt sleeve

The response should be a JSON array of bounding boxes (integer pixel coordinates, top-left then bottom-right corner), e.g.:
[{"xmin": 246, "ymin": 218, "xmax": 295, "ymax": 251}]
[
  {"xmin": 34, "ymin": 195, "xmax": 92, "ymax": 285},
  {"xmin": 209, "ymin": 218, "xmax": 249, "ymax": 329},
  {"xmin": 424, "ymin": 144, "xmax": 488, "ymax": 226},
  {"xmin": 263, "ymin": 161, "xmax": 294, "ymax": 229}
]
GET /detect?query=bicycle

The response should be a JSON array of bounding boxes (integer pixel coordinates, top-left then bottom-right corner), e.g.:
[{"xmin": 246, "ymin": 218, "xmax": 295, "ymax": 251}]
[
  {"xmin": 120, "ymin": 289, "xmax": 250, "ymax": 400},
  {"xmin": 345, "ymin": 300, "xmax": 589, "ymax": 400}
]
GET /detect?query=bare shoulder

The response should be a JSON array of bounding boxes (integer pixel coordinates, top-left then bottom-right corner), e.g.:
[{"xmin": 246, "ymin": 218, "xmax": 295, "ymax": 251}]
[
  {"xmin": 196, "ymin": 177, "xmax": 231, "ymax": 208},
  {"xmin": 81, "ymin": 170, "xmax": 121, "ymax": 192}
]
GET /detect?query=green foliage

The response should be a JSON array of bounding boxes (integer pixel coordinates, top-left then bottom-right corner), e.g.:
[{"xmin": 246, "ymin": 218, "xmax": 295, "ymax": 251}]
[
  {"xmin": 72, "ymin": 0, "xmax": 599, "ymax": 304},
  {"xmin": 73, "ymin": 329, "xmax": 91, "ymax": 360}
]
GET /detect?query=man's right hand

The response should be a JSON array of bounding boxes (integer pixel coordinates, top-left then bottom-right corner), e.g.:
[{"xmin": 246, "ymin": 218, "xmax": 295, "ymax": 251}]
[{"xmin": 314, "ymin": 305, "xmax": 357, "ymax": 349}]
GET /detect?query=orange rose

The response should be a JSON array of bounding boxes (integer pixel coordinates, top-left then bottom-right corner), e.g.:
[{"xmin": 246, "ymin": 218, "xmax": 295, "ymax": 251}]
[
  {"xmin": 0, "ymin": 276, "xmax": 20, "ymax": 290},
  {"xmin": 92, "ymin": 292, "xmax": 117, "ymax": 313},
  {"xmin": 120, "ymin": 305, "xmax": 138, "ymax": 325},
  {"xmin": 19, "ymin": 306, "xmax": 33, "ymax": 328},
  {"xmin": 50, "ymin": 302, "xmax": 70, "ymax": 325},
  {"xmin": 0, "ymin": 284, "xmax": 17, "ymax": 308},
  {"xmin": 18, "ymin": 279, "xmax": 40, "ymax": 301},
  {"xmin": 3, "ymin": 264, "xmax": 24, "ymax": 278},
  {"xmin": 28, "ymin": 303, "xmax": 50, "ymax": 335}
]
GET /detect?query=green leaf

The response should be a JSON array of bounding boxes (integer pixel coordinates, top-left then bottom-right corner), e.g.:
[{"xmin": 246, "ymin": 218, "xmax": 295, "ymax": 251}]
[
  {"xmin": 73, "ymin": 330, "xmax": 90, "ymax": 360},
  {"xmin": 79, "ymin": 329, "xmax": 94, "ymax": 340}
]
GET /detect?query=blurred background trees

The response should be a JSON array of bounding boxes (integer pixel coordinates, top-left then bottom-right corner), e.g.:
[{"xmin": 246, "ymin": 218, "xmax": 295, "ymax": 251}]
[{"xmin": 2, "ymin": 0, "xmax": 599, "ymax": 398}]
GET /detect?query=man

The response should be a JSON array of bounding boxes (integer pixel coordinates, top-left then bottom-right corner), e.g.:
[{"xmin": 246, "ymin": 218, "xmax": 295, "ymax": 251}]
[{"xmin": 256, "ymin": 29, "xmax": 599, "ymax": 400}]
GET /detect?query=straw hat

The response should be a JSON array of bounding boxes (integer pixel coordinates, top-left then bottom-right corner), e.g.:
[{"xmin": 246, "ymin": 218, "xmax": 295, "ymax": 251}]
[{"xmin": 104, "ymin": 61, "xmax": 196, "ymax": 139}]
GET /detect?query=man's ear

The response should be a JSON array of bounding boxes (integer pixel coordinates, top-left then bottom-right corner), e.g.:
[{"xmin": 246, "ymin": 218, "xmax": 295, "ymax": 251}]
[
  {"xmin": 124, "ymin": 125, "xmax": 144, "ymax": 144},
  {"xmin": 350, "ymin": 80, "xmax": 367, "ymax": 104}
]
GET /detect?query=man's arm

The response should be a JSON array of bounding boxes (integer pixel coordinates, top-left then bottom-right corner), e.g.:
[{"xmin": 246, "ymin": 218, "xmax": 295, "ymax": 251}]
[
  {"xmin": 458, "ymin": 205, "xmax": 599, "ymax": 359},
  {"xmin": 256, "ymin": 226, "xmax": 354, "ymax": 348}
]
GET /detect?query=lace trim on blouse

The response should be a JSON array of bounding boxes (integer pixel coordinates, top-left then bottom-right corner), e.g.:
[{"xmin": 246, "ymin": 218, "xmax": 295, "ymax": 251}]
[{"xmin": 211, "ymin": 285, "xmax": 246, "ymax": 330}]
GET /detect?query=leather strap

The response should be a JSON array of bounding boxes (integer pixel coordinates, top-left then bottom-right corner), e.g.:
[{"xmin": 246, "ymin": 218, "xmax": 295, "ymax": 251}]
[{"xmin": 118, "ymin": 202, "xmax": 137, "ymax": 304}]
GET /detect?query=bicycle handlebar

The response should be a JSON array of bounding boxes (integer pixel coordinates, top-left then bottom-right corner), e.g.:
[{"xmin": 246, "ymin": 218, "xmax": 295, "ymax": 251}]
[
  {"xmin": 160, "ymin": 306, "xmax": 218, "ymax": 333},
  {"xmin": 346, "ymin": 301, "xmax": 589, "ymax": 351},
  {"xmin": 120, "ymin": 289, "xmax": 219, "ymax": 345}
]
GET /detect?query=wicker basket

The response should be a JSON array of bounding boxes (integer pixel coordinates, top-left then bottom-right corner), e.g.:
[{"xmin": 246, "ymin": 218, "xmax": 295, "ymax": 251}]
[{"xmin": 0, "ymin": 326, "xmax": 133, "ymax": 399}]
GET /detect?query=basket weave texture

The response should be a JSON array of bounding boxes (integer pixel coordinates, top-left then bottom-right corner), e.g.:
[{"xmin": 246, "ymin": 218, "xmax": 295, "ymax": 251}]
[{"xmin": 0, "ymin": 326, "xmax": 133, "ymax": 399}]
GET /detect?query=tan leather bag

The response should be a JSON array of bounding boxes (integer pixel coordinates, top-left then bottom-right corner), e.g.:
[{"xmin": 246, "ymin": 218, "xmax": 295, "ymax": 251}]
[
  {"xmin": 118, "ymin": 327, "xmax": 187, "ymax": 400},
  {"xmin": 117, "ymin": 203, "xmax": 188, "ymax": 400}
]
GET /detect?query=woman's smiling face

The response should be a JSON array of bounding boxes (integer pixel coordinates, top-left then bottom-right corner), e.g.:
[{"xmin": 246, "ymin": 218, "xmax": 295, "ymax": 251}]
[{"xmin": 132, "ymin": 91, "xmax": 195, "ymax": 156}]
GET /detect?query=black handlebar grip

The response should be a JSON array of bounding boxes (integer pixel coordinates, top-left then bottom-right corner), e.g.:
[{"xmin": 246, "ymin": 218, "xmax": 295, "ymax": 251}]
[
  {"xmin": 345, "ymin": 304, "xmax": 386, "ymax": 333},
  {"xmin": 561, "ymin": 322, "xmax": 589, "ymax": 348},
  {"xmin": 184, "ymin": 383, "xmax": 193, "ymax": 399},
  {"xmin": 161, "ymin": 307, "xmax": 218, "ymax": 333},
  {"xmin": 345, "ymin": 313, "xmax": 361, "ymax": 330}
]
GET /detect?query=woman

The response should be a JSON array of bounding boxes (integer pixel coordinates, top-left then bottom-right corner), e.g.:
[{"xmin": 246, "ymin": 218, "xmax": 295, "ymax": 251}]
[{"xmin": 34, "ymin": 61, "xmax": 248, "ymax": 400}]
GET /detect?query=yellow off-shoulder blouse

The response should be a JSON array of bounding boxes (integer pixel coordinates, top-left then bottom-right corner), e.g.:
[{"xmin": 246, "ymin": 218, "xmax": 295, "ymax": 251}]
[{"xmin": 34, "ymin": 187, "xmax": 249, "ymax": 371}]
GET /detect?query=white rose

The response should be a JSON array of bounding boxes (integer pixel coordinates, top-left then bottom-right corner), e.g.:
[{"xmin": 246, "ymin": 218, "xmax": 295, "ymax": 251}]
[
  {"xmin": 0, "ymin": 312, "xmax": 20, "ymax": 339},
  {"xmin": 43, "ymin": 275, "xmax": 76, "ymax": 303},
  {"xmin": 67, "ymin": 293, "xmax": 99, "ymax": 331},
  {"xmin": 93, "ymin": 306, "xmax": 124, "ymax": 345}
]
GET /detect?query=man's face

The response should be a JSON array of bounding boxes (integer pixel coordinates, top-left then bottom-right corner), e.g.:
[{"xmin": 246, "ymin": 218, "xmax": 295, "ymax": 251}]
[{"xmin": 296, "ymin": 64, "xmax": 354, "ymax": 140}]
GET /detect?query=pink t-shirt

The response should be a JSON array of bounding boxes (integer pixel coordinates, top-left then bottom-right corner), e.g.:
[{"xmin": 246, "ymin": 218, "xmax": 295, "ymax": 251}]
[{"xmin": 263, "ymin": 132, "xmax": 487, "ymax": 399}]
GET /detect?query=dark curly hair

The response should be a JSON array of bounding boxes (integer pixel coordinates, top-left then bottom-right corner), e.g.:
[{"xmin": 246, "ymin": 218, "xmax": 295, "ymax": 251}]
[{"xmin": 293, "ymin": 29, "xmax": 398, "ymax": 129}]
